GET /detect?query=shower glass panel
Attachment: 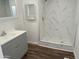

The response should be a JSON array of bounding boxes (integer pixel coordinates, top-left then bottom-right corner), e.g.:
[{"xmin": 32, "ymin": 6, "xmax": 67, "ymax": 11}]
[{"xmin": 40, "ymin": 0, "xmax": 76, "ymax": 46}]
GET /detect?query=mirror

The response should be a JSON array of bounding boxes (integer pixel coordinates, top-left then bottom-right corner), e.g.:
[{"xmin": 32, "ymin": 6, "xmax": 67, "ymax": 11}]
[{"xmin": 0, "ymin": 0, "xmax": 16, "ymax": 18}]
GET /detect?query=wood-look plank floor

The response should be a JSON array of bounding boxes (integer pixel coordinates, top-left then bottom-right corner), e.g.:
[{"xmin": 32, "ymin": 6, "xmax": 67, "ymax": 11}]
[{"xmin": 22, "ymin": 43, "xmax": 75, "ymax": 59}]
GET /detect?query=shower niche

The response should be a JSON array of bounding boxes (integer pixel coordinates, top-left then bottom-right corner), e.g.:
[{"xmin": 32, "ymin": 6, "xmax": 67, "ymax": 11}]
[
  {"xmin": 24, "ymin": 4, "xmax": 36, "ymax": 21},
  {"xmin": 40, "ymin": 0, "xmax": 76, "ymax": 51}
]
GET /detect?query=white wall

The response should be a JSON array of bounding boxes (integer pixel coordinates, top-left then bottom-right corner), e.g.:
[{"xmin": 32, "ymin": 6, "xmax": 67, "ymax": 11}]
[
  {"xmin": 74, "ymin": 0, "xmax": 79, "ymax": 59},
  {"xmin": 22, "ymin": 0, "xmax": 40, "ymax": 44}
]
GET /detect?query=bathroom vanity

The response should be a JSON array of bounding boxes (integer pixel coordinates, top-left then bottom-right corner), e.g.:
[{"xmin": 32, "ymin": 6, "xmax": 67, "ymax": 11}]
[{"xmin": 0, "ymin": 31, "xmax": 27, "ymax": 59}]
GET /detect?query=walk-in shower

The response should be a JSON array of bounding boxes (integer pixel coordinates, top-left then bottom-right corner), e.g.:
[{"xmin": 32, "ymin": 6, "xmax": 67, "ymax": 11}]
[{"xmin": 40, "ymin": 0, "xmax": 77, "ymax": 51}]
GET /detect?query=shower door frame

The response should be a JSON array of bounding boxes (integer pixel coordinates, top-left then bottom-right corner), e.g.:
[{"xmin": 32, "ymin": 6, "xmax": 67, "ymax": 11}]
[{"xmin": 39, "ymin": 0, "xmax": 77, "ymax": 52}]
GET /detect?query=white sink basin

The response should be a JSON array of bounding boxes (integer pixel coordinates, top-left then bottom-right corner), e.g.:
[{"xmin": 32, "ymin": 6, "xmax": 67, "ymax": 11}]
[{"xmin": 0, "ymin": 30, "xmax": 26, "ymax": 45}]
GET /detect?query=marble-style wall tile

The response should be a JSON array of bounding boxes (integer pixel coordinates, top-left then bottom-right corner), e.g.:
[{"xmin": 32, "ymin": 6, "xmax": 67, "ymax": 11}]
[{"xmin": 43, "ymin": 0, "xmax": 76, "ymax": 41}]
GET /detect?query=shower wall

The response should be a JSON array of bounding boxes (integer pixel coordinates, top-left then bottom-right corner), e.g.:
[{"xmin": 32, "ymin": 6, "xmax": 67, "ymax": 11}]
[{"xmin": 40, "ymin": 0, "xmax": 76, "ymax": 46}]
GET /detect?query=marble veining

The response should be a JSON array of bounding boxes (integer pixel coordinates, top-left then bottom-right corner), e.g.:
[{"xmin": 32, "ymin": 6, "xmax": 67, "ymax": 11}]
[{"xmin": 42, "ymin": 0, "xmax": 76, "ymax": 43}]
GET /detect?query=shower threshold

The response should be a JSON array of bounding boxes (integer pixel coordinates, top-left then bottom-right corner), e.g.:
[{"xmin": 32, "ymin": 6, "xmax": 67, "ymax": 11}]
[{"xmin": 40, "ymin": 37, "xmax": 73, "ymax": 47}]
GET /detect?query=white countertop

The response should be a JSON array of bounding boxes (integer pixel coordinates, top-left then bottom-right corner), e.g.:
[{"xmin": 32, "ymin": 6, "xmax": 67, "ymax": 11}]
[{"xmin": 0, "ymin": 30, "xmax": 26, "ymax": 45}]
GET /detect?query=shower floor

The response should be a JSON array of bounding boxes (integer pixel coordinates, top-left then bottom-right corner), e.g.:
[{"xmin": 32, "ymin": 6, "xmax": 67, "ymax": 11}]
[{"xmin": 40, "ymin": 37, "xmax": 73, "ymax": 46}]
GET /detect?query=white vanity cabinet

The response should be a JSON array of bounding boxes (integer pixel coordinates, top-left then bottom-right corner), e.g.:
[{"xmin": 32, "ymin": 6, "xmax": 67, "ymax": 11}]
[{"xmin": 0, "ymin": 31, "xmax": 27, "ymax": 59}]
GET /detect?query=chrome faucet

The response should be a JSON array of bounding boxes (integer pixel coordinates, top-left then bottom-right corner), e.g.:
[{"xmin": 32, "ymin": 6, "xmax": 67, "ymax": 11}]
[{"xmin": 0, "ymin": 31, "xmax": 7, "ymax": 36}]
